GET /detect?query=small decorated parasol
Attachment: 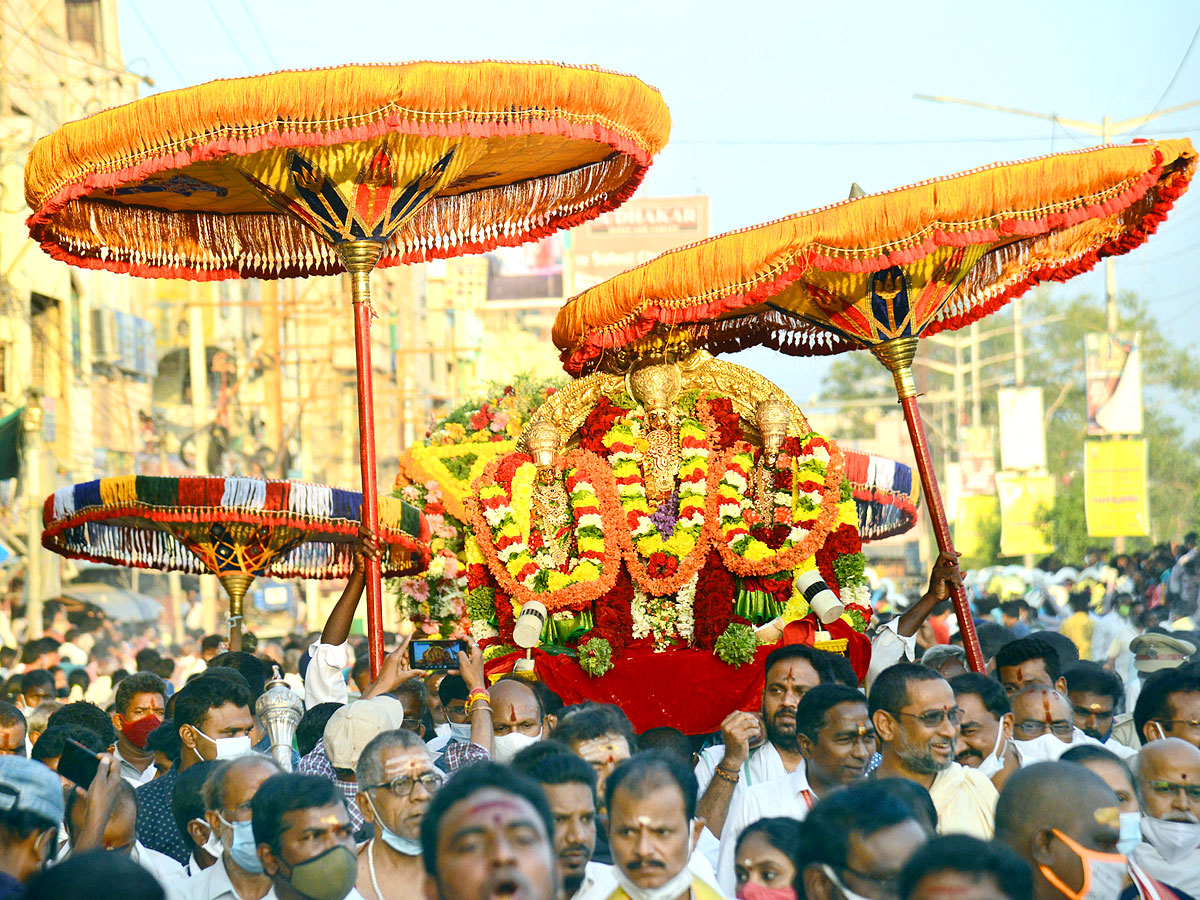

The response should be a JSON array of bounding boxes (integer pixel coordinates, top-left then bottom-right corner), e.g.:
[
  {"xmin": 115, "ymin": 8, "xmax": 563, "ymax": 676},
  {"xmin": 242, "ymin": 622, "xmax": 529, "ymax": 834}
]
[
  {"xmin": 25, "ymin": 61, "xmax": 670, "ymax": 674},
  {"xmin": 843, "ymin": 449, "xmax": 919, "ymax": 542},
  {"xmin": 554, "ymin": 140, "xmax": 1196, "ymax": 672},
  {"xmin": 43, "ymin": 475, "xmax": 430, "ymax": 649}
]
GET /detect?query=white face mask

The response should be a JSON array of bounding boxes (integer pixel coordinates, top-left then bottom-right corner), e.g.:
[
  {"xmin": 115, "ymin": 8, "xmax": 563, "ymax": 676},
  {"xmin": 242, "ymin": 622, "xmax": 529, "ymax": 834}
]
[
  {"xmin": 1117, "ymin": 813, "xmax": 1142, "ymax": 857},
  {"xmin": 192, "ymin": 818, "xmax": 224, "ymax": 861},
  {"xmin": 820, "ymin": 864, "xmax": 873, "ymax": 900},
  {"xmin": 1140, "ymin": 817, "xmax": 1200, "ymax": 864},
  {"xmin": 194, "ymin": 728, "xmax": 253, "ymax": 760},
  {"xmin": 1014, "ymin": 733, "xmax": 1074, "ymax": 766},
  {"xmin": 977, "ymin": 725, "xmax": 1009, "ymax": 779},
  {"xmin": 448, "ymin": 722, "xmax": 472, "ymax": 743},
  {"xmin": 613, "ymin": 820, "xmax": 696, "ymax": 900},
  {"xmin": 493, "ymin": 729, "xmax": 541, "ymax": 764}
]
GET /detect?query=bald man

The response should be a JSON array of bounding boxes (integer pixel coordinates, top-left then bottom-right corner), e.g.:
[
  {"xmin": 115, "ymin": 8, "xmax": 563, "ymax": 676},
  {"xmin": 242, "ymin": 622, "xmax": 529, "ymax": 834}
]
[
  {"xmin": 490, "ymin": 679, "xmax": 550, "ymax": 764},
  {"xmin": 1011, "ymin": 688, "xmax": 1082, "ymax": 765},
  {"xmin": 1131, "ymin": 739, "xmax": 1200, "ymax": 897},
  {"xmin": 995, "ymin": 761, "xmax": 1125, "ymax": 900}
]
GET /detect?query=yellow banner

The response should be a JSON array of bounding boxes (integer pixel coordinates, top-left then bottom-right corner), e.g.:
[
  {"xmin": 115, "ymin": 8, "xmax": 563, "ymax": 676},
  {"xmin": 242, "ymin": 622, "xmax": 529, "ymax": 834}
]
[
  {"xmin": 996, "ymin": 472, "xmax": 1054, "ymax": 556},
  {"xmin": 955, "ymin": 495, "xmax": 997, "ymax": 560},
  {"xmin": 1085, "ymin": 440, "xmax": 1150, "ymax": 537}
]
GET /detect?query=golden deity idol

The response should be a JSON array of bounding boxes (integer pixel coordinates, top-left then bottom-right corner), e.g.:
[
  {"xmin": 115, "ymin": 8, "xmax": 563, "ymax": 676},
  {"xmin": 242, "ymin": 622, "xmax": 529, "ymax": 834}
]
[
  {"xmin": 627, "ymin": 358, "xmax": 683, "ymax": 506},
  {"xmin": 753, "ymin": 398, "xmax": 790, "ymax": 519},
  {"xmin": 525, "ymin": 421, "xmax": 571, "ymax": 567}
]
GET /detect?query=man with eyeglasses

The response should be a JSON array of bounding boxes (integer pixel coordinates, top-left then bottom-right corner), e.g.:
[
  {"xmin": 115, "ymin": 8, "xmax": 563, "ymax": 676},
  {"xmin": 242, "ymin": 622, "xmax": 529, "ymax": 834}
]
[
  {"xmin": 868, "ymin": 664, "xmax": 998, "ymax": 839},
  {"xmin": 1130, "ymin": 738, "xmax": 1200, "ymax": 897},
  {"xmin": 168, "ymin": 754, "xmax": 282, "ymax": 900},
  {"xmin": 1133, "ymin": 667, "xmax": 1200, "ymax": 748},
  {"xmin": 1007, "ymin": 687, "xmax": 1087, "ymax": 765},
  {"xmin": 352, "ymin": 730, "xmax": 442, "ymax": 900},
  {"xmin": 793, "ymin": 780, "xmax": 931, "ymax": 900}
]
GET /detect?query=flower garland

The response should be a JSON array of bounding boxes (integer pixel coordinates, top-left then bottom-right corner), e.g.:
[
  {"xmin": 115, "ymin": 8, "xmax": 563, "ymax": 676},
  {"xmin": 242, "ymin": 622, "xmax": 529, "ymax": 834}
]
[
  {"xmin": 631, "ymin": 574, "xmax": 697, "ymax": 652},
  {"xmin": 693, "ymin": 551, "xmax": 737, "ymax": 650},
  {"xmin": 603, "ymin": 409, "xmax": 712, "ymax": 596},
  {"xmin": 711, "ymin": 433, "xmax": 846, "ymax": 577},
  {"xmin": 466, "ymin": 449, "xmax": 622, "ymax": 612}
]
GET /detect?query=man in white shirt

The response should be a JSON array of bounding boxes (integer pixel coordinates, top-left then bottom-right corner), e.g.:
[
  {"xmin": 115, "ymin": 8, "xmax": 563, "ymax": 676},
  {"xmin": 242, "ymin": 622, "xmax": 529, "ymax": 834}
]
[
  {"xmin": 870, "ymin": 663, "xmax": 999, "ymax": 839},
  {"xmin": 110, "ymin": 672, "xmax": 168, "ymax": 786},
  {"xmin": 866, "ymin": 553, "xmax": 964, "ymax": 691},
  {"xmin": 694, "ymin": 644, "xmax": 835, "ymax": 845},
  {"xmin": 1130, "ymin": 738, "xmax": 1200, "ymax": 897},
  {"xmin": 353, "ymin": 729, "xmax": 440, "ymax": 900},
  {"xmin": 717, "ymin": 684, "xmax": 874, "ymax": 894},
  {"xmin": 168, "ymin": 754, "xmax": 282, "ymax": 900},
  {"xmin": 512, "ymin": 745, "xmax": 609, "ymax": 900},
  {"xmin": 304, "ymin": 547, "xmax": 372, "ymax": 710}
]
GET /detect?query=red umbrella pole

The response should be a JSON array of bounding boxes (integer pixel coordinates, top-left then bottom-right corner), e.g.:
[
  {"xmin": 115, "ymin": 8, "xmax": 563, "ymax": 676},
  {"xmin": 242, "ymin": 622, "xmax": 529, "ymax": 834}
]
[
  {"xmin": 872, "ymin": 338, "xmax": 987, "ymax": 674},
  {"xmin": 339, "ymin": 241, "xmax": 387, "ymax": 679}
]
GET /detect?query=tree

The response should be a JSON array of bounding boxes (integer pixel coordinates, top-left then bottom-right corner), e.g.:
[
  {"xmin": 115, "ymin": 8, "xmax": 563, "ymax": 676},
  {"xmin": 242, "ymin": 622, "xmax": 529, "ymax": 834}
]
[{"xmin": 819, "ymin": 288, "xmax": 1200, "ymax": 564}]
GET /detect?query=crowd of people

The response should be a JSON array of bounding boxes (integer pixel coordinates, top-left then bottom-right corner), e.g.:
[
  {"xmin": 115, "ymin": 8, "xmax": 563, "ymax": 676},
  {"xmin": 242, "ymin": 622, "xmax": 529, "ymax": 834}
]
[{"xmin": 0, "ymin": 534, "xmax": 1198, "ymax": 900}]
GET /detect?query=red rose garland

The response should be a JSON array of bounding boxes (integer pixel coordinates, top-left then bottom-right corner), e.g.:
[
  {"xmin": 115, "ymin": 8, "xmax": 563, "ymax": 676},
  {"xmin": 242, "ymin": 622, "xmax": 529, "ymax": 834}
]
[{"xmin": 692, "ymin": 551, "xmax": 736, "ymax": 650}]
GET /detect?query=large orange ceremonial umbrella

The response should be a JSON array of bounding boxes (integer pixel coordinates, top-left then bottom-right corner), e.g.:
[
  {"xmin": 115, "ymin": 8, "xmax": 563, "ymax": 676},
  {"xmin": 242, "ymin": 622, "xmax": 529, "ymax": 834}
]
[
  {"xmin": 554, "ymin": 140, "xmax": 1196, "ymax": 673},
  {"xmin": 25, "ymin": 60, "xmax": 670, "ymax": 675}
]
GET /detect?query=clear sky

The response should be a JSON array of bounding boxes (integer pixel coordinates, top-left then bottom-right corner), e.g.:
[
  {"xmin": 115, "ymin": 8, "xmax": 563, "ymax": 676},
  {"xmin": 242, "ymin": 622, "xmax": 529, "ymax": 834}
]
[{"xmin": 115, "ymin": 0, "xmax": 1200, "ymax": 405}]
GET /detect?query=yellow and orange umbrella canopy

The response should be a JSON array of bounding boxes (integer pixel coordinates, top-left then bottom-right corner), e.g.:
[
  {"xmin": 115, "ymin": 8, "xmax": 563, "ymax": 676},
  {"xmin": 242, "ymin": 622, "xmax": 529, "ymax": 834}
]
[
  {"xmin": 554, "ymin": 140, "xmax": 1195, "ymax": 374},
  {"xmin": 25, "ymin": 60, "xmax": 670, "ymax": 280}
]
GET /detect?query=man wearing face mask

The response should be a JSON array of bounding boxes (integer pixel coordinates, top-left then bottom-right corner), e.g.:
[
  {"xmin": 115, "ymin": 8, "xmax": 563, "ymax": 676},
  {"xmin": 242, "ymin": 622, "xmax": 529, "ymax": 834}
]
[
  {"xmin": 252, "ymin": 774, "xmax": 365, "ymax": 900},
  {"xmin": 137, "ymin": 676, "xmax": 255, "ymax": 864},
  {"xmin": 996, "ymin": 762, "xmax": 1127, "ymax": 900},
  {"xmin": 792, "ymin": 780, "xmax": 931, "ymax": 900},
  {"xmin": 1059, "ymin": 745, "xmax": 1192, "ymax": 900},
  {"xmin": 111, "ymin": 673, "xmax": 168, "ymax": 786},
  {"xmin": 1132, "ymin": 668, "xmax": 1200, "ymax": 748},
  {"xmin": 1010, "ymin": 687, "xmax": 1091, "ymax": 765},
  {"xmin": 1065, "ymin": 665, "xmax": 1136, "ymax": 761},
  {"xmin": 490, "ymin": 679, "xmax": 551, "ymax": 764},
  {"xmin": 718, "ymin": 685, "xmax": 875, "ymax": 896},
  {"xmin": 950, "ymin": 673, "xmax": 1019, "ymax": 791},
  {"xmin": 167, "ymin": 754, "xmax": 282, "ymax": 900},
  {"xmin": 354, "ymin": 730, "xmax": 442, "ymax": 900},
  {"xmin": 0, "ymin": 756, "xmax": 63, "ymax": 899},
  {"xmin": 170, "ymin": 760, "xmax": 221, "ymax": 878},
  {"xmin": 1130, "ymin": 739, "xmax": 1200, "ymax": 898},
  {"xmin": 869, "ymin": 664, "xmax": 999, "ymax": 839},
  {"xmin": 603, "ymin": 751, "xmax": 720, "ymax": 900}
]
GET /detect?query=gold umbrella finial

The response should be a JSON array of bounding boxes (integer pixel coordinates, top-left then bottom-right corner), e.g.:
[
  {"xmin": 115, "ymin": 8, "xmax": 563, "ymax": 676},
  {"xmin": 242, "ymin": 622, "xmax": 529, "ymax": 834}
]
[{"xmin": 848, "ymin": 183, "xmax": 867, "ymax": 199}]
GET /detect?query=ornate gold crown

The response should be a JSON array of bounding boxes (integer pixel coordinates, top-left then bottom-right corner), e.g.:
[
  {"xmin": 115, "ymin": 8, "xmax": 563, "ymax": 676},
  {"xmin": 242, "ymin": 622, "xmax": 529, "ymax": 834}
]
[
  {"xmin": 756, "ymin": 398, "xmax": 790, "ymax": 437},
  {"xmin": 524, "ymin": 421, "xmax": 561, "ymax": 455},
  {"xmin": 626, "ymin": 358, "xmax": 682, "ymax": 411}
]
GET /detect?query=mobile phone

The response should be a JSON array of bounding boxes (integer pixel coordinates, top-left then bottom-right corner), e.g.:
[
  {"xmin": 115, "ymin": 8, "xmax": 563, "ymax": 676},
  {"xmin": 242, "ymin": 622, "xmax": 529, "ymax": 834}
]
[
  {"xmin": 59, "ymin": 739, "xmax": 101, "ymax": 789},
  {"xmin": 408, "ymin": 639, "xmax": 465, "ymax": 671}
]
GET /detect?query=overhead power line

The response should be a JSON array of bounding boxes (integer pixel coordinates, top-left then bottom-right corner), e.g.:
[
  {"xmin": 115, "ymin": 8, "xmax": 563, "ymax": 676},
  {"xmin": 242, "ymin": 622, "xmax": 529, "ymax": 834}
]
[{"xmin": 1133, "ymin": 20, "xmax": 1200, "ymax": 137}]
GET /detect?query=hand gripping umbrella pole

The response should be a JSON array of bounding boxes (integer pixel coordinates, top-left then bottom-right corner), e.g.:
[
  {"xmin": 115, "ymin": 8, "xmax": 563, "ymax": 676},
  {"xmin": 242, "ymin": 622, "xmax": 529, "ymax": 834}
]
[
  {"xmin": 338, "ymin": 240, "xmax": 388, "ymax": 673},
  {"xmin": 872, "ymin": 336, "xmax": 985, "ymax": 673}
]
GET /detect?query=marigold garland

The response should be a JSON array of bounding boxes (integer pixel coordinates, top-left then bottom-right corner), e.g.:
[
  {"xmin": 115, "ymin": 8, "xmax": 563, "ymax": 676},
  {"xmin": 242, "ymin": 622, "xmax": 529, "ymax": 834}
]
[
  {"xmin": 465, "ymin": 449, "xmax": 622, "ymax": 612},
  {"xmin": 603, "ymin": 408, "xmax": 713, "ymax": 596},
  {"xmin": 711, "ymin": 434, "xmax": 845, "ymax": 576}
]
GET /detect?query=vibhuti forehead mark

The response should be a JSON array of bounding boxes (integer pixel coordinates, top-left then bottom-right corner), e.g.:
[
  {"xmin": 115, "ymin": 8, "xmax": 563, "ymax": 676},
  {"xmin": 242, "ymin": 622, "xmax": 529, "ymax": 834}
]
[
  {"xmin": 1094, "ymin": 806, "xmax": 1119, "ymax": 828},
  {"xmin": 382, "ymin": 754, "xmax": 427, "ymax": 777}
]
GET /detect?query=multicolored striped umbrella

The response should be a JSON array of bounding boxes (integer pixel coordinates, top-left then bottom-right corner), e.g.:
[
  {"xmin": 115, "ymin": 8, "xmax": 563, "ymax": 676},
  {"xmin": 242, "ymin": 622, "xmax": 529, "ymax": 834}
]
[
  {"xmin": 554, "ymin": 140, "xmax": 1196, "ymax": 672},
  {"xmin": 43, "ymin": 475, "xmax": 429, "ymax": 648},
  {"xmin": 844, "ymin": 450, "xmax": 919, "ymax": 542},
  {"xmin": 25, "ymin": 60, "xmax": 670, "ymax": 674}
]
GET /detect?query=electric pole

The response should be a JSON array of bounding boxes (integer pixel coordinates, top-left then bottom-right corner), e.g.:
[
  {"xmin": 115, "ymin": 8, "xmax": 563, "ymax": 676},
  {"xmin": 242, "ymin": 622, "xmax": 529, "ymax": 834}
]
[{"xmin": 914, "ymin": 93, "xmax": 1200, "ymax": 335}]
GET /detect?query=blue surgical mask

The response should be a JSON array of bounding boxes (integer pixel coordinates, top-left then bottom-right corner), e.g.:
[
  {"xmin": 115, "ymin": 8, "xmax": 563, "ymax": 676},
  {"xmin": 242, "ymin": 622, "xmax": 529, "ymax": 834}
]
[
  {"xmin": 448, "ymin": 722, "xmax": 472, "ymax": 743},
  {"xmin": 1117, "ymin": 812, "xmax": 1142, "ymax": 856},
  {"xmin": 218, "ymin": 813, "xmax": 264, "ymax": 874}
]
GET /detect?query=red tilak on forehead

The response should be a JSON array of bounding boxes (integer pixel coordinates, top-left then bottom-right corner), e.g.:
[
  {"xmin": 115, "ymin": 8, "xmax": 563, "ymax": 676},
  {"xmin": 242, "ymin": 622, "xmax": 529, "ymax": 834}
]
[
  {"xmin": 508, "ymin": 708, "xmax": 518, "ymax": 725},
  {"xmin": 1043, "ymin": 694, "xmax": 1053, "ymax": 724}
]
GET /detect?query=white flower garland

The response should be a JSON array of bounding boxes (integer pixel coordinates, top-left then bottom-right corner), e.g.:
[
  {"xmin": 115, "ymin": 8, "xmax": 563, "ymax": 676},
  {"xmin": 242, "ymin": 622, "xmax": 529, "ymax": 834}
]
[{"xmin": 631, "ymin": 573, "xmax": 697, "ymax": 652}]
